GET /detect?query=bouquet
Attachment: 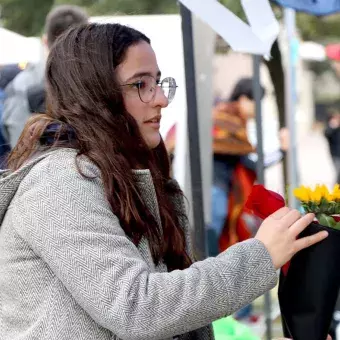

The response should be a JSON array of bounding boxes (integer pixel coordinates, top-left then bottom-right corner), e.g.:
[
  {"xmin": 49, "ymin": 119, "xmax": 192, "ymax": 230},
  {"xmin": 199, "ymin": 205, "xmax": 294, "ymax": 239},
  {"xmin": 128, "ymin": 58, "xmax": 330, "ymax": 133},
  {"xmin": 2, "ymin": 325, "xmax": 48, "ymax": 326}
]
[
  {"xmin": 246, "ymin": 184, "xmax": 340, "ymax": 340},
  {"xmin": 294, "ymin": 184, "xmax": 340, "ymax": 229}
]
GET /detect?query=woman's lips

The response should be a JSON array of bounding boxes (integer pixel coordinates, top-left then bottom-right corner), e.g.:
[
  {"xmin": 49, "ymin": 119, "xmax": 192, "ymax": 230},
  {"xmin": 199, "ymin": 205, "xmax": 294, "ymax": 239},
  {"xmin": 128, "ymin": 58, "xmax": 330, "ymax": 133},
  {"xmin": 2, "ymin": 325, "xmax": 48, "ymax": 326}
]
[
  {"xmin": 144, "ymin": 117, "xmax": 161, "ymax": 129},
  {"xmin": 144, "ymin": 120, "xmax": 160, "ymax": 129}
]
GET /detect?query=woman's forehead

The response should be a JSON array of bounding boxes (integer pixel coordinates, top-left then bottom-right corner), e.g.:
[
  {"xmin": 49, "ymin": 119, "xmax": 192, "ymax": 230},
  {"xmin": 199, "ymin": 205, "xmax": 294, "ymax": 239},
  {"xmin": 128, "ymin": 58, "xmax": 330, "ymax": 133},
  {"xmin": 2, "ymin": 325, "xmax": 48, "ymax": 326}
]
[{"xmin": 118, "ymin": 41, "xmax": 160, "ymax": 82}]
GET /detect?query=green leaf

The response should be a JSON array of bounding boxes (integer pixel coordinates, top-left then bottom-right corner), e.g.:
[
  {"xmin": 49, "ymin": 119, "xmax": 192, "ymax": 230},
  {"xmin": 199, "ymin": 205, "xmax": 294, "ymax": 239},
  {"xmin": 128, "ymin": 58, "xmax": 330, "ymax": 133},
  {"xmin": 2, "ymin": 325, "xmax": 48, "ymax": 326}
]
[
  {"xmin": 334, "ymin": 222, "xmax": 340, "ymax": 231},
  {"xmin": 302, "ymin": 203, "xmax": 312, "ymax": 213},
  {"xmin": 311, "ymin": 202, "xmax": 319, "ymax": 212},
  {"xmin": 328, "ymin": 202, "xmax": 337, "ymax": 215},
  {"xmin": 317, "ymin": 213, "xmax": 336, "ymax": 228},
  {"xmin": 320, "ymin": 198, "xmax": 329, "ymax": 213}
]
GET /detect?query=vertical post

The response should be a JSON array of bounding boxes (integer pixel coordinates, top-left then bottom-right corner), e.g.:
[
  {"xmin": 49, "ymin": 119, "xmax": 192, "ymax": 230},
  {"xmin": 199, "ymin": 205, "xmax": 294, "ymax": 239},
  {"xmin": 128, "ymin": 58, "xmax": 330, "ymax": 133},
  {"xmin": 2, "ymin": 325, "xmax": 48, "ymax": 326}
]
[
  {"xmin": 180, "ymin": 4, "xmax": 207, "ymax": 260},
  {"xmin": 253, "ymin": 55, "xmax": 272, "ymax": 340},
  {"xmin": 192, "ymin": 16, "xmax": 215, "ymax": 228},
  {"xmin": 254, "ymin": 56, "xmax": 265, "ymax": 185},
  {"xmin": 284, "ymin": 8, "xmax": 299, "ymax": 208}
]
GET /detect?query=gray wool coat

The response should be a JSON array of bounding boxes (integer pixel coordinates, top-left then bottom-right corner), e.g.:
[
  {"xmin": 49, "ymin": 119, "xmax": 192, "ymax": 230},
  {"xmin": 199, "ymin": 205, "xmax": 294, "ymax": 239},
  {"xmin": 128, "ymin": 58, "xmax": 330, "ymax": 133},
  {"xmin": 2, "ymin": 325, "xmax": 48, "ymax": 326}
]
[{"xmin": 0, "ymin": 148, "xmax": 277, "ymax": 340}]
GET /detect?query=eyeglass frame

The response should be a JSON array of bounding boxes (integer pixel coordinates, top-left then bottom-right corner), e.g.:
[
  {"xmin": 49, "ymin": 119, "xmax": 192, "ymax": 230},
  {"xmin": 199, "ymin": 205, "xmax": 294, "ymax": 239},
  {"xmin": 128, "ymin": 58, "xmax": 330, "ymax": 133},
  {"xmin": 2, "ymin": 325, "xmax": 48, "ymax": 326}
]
[{"xmin": 121, "ymin": 75, "xmax": 178, "ymax": 104}]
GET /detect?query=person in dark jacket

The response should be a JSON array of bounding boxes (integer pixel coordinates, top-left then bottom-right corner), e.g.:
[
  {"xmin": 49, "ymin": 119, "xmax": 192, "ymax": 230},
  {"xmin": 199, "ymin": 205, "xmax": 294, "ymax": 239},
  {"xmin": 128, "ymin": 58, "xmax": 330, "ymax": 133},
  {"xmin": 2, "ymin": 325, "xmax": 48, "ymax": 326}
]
[
  {"xmin": 0, "ymin": 64, "xmax": 24, "ymax": 168},
  {"xmin": 1, "ymin": 5, "xmax": 88, "ymax": 148},
  {"xmin": 325, "ymin": 110, "xmax": 340, "ymax": 184},
  {"xmin": 27, "ymin": 83, "xmax": 46, "ymax": 113},
  {"xmin": 0, "ymin": 90, "xmax": 10, "ymax": 168},
  {"xmin": 0, "ymin": 64, "xmax": 23, "ymax": 89}
]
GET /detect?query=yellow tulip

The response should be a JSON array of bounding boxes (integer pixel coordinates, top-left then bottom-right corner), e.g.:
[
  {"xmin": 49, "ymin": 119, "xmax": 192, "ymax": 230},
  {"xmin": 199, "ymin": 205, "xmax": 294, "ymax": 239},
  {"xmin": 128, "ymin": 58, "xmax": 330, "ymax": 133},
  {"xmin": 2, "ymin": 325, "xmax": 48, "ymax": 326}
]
[
  {"xmin": 332, "ymin": 184, "xmax": 340, "ymax": 201},
  {"xmin": 333, "ymin": 192, "xmax": 340, "ymax": 201},
  {"xmin": 293, "ymin": 186, "xmax": 311, "ymax": 202},
  {"xmin": 311, "ymin": 185, "xmax": 323, "ymax": 203},
  {"xmin": 319, "ymin": 184, "xmax": 332, "ymax": 201},
  {"xmin": 294, "ymin": 184, "xmax": 335, "ymax": 203},
  {"xmin": 319, "ymin": 184, "xmax": 328, "ymax": 195}
]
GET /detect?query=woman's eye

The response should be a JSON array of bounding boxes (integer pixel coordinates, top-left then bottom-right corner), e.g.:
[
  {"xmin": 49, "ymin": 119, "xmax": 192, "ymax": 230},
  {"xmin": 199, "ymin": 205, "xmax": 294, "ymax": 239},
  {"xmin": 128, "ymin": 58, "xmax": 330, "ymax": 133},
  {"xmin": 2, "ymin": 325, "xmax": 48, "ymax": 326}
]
[{"xmin": 133, "ymin": 81, "xmax": 146, "ymax": 89}]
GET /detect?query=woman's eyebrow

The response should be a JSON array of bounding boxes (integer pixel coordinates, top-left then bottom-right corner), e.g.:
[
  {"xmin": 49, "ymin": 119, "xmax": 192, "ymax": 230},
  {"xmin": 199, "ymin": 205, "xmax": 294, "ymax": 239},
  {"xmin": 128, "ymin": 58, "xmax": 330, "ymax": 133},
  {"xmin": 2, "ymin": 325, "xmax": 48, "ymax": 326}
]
[{"xmin": 125, "ymin": 70, "xmax": 161, "ymax": 82}]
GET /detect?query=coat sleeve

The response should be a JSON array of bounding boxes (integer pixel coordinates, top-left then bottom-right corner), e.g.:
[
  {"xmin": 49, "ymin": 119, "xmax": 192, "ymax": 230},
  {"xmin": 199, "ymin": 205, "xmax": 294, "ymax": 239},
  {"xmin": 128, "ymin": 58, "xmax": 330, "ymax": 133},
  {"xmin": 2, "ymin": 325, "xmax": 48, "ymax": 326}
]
[{"xmin": 14, "ymin": 153, "xmax": 277, "ymax": 340}]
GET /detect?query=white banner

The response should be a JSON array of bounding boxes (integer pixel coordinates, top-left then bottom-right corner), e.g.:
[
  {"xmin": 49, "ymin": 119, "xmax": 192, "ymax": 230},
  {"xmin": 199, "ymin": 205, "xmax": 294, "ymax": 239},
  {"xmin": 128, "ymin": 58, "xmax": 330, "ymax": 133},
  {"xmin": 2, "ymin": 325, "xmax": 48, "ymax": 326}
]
[{"xmin": 178, "ymin": 0, "xmax": 279, "ymax": 58}]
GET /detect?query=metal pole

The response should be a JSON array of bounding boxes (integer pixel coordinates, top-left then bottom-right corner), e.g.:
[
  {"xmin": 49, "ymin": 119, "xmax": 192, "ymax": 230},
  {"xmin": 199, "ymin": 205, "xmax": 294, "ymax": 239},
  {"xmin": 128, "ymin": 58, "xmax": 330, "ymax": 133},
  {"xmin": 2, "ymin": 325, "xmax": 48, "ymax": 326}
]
[
  {"xmin": 254, "ymin": 56, "xmax": 265, "ymax": 185},
  {"xmin": 253, "ymin": 55, "xmax": 272, "ymax": 340},
  {"xmin": 191, "ymin": 17, "xmax": 215, "ymax": 226},
  {"xmin": 284, "ymin": 8, "xmax": 299, "ymax": 208},
  {"xmin": 180, "ymin": 4, "xmax": 207, "ymax": 260}
]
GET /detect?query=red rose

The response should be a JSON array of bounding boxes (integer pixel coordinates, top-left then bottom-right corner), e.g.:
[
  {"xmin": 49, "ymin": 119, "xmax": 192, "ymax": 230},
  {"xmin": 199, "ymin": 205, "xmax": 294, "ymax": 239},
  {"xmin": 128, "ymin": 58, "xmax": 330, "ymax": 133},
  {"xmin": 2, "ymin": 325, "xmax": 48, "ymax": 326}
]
[{"xmin": 245, "ymin": 184, "xmax": 286, "ymax": 219}]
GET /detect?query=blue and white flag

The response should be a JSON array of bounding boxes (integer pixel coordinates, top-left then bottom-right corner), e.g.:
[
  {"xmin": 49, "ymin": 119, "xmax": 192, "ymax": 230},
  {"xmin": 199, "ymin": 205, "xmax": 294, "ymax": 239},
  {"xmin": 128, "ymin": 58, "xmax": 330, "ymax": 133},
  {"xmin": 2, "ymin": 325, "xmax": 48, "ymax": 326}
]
[{"xmin": 272, "ymin": 0, "xmax": 340, "ymax": 16}]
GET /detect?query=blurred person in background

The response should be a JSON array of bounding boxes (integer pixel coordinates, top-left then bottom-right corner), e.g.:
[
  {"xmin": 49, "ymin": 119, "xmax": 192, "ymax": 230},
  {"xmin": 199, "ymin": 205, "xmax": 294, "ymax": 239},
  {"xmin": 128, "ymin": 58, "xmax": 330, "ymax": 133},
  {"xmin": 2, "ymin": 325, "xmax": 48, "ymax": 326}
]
[
  {"xmin": 166, "ymin": 78, "xmax": 288, "ymax": 253},
  {"xmin": 165, "ymin": 77, "xmax": 288, "ymax": 321},
  {"xmin": 210, "ymin": 78, "xmax": 267, "ymax": 322},
  {"xmin": 1, "ymin": 5, "xmax": 88, "ymax": 150},
  {"xmin": 325, "ymin": 109, "xmax": 340, "ymax": 185},
  {"xmin": 0, "ymin": 64, "xmax": 24, "ymax": 168},
  {"xmin": 210, "ymin": 79, "xmax": 288, "ymax": 254},
  {"xmin": 0, "ymin": 64, "xmax": 23, "ymax": 89}
]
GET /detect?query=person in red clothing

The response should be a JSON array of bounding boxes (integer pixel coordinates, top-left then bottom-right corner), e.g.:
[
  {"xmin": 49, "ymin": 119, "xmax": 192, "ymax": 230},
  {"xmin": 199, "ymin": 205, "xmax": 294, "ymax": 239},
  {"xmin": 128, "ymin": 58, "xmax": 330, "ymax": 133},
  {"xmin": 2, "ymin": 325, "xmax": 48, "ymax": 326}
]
[
  {"xmin": 165, "ymin": 77, "xmax": 288, "ymax": 321},
  {"xmin": 167, "ymin": 78, "xmax": 266, "ymax": 248}
]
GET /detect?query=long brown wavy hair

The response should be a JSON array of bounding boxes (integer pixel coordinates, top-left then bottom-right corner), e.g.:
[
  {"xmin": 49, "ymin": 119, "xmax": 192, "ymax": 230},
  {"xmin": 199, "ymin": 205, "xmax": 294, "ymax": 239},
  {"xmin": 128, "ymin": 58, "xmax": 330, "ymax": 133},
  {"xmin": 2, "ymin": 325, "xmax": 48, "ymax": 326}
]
[{"xmin": 7, "ymin": 23, "xmax": 192, "ymax": 271}]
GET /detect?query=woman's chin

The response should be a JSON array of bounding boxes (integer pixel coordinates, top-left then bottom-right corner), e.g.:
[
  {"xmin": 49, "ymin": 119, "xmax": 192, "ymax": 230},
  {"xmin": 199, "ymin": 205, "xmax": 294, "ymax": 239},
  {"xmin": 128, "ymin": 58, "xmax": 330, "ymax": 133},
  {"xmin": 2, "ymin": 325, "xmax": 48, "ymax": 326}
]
[{"xmin": 146, "ymin": 134, "xmax": 161, "ymax": 149}]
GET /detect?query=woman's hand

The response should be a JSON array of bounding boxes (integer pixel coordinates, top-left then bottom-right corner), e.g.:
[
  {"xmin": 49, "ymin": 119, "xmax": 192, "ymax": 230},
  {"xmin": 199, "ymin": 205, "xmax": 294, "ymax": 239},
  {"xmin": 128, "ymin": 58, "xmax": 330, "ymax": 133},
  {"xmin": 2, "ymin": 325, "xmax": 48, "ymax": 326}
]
[{"xmin": 255, "ymin": 207, "xmax": 328, "ymax": 270}]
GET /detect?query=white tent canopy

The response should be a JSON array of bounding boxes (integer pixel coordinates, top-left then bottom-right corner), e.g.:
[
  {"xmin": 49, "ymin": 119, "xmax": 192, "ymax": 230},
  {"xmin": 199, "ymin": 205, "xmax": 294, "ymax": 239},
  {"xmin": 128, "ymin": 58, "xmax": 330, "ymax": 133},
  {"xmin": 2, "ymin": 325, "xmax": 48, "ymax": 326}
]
[
  {"xmin": 0, "ymin": 28, "xmax": 43, "ymax": 65},
  {"xmin": 299, "ymin": 41, "xmax": 326, "ymax": 61}
]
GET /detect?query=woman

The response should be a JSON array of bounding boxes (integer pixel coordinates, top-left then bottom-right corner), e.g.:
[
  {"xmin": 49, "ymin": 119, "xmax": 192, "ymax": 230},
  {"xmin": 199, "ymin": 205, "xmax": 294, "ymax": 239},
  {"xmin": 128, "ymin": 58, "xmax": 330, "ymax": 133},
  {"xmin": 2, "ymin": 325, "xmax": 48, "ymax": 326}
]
[{"xmin": 0, "ymin": 23, "xmax": 328, "ymax": 340}]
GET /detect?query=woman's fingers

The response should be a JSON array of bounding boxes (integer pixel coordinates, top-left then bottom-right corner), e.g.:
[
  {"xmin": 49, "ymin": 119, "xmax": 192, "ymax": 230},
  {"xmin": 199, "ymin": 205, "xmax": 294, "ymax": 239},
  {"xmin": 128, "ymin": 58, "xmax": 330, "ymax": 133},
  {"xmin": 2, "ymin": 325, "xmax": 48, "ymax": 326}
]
[
  {"xmin": 287, "ymin": 212, "xmax": 328, "ymax": 254},
  {"xmin": 280, "ymin": 209, "xmax": 302, "ymax": 227},
  {"xmin": 270, "ymin": 207, "xmax": 291, "ymax": 220},
  {"xmin": 256, "ymin": 207, "xmax": 328, "ymax": 269},
  {"xmin": 288, "ymin": 213, "xmax": 315, "ymax": 236},
  {"xmin": 294, "ymin": 230, "xmax": 329, "ymax": 252},
  {"xmin": 270, "ymin": 208, "xmax": 306, "ymax": 230}
]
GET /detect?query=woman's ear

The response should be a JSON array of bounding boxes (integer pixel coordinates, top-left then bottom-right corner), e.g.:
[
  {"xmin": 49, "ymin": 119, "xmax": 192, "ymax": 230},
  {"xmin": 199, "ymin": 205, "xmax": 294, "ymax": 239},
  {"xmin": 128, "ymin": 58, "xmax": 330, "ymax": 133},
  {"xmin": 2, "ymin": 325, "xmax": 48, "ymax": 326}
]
[{"xmin": 42, "ymin": 34, "xmax": 48, "ymax": 48}]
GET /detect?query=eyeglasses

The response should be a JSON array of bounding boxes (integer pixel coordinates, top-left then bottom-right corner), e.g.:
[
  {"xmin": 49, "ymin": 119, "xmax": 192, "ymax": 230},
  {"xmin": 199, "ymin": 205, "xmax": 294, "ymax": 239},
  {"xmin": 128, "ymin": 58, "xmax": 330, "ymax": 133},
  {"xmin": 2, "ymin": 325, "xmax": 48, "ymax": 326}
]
[{"xmin": 122, "ymin": 75, "xmax": 177, "ymax": 104}]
